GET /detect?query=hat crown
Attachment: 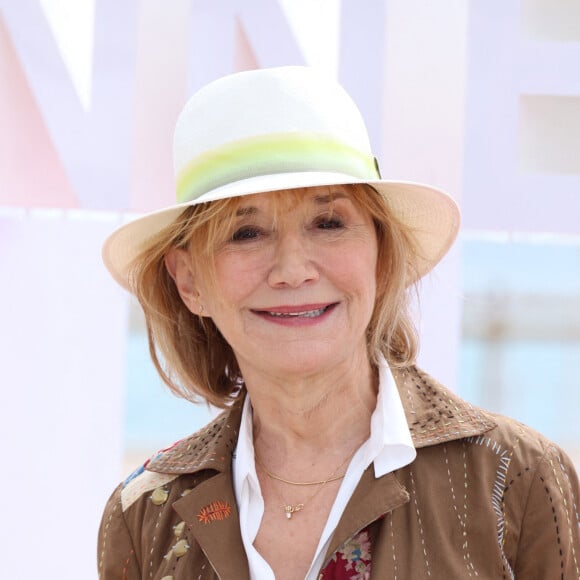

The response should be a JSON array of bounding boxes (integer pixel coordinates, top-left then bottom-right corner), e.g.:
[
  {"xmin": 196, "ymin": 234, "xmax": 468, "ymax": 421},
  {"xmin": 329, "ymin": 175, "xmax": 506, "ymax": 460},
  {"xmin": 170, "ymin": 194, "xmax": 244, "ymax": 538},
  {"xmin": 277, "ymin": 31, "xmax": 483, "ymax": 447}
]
[{"xmin": 172, "ymin": 67, "xmax": 375, "ymax": 203}]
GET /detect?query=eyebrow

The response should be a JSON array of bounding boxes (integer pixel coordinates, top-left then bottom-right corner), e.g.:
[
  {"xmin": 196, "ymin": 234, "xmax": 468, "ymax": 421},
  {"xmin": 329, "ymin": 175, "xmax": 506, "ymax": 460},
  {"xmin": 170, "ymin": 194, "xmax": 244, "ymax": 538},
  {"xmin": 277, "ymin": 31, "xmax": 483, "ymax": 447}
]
[
  {"xmin": 235, "ymin": 206, "xmax": 258, "ymax": 217},
  {"xmin": 312, "ymin": 193, "xmax": 349, "ymax": 204}
]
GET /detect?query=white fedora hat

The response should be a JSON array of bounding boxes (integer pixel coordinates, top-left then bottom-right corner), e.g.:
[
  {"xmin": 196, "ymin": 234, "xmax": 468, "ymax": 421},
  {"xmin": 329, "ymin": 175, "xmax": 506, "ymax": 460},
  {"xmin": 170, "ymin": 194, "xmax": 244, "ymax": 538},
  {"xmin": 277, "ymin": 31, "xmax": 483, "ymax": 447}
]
[{"xmin": 103, "ymin": 66, "xmax": 460, "ymax": 290}]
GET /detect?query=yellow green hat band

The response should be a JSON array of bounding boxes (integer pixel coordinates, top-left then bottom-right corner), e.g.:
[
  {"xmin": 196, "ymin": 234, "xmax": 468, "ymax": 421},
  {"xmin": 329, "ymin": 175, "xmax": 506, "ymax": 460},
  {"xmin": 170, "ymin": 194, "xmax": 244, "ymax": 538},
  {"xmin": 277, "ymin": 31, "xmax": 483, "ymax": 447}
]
[{"xmin": 175, "ymin": 133, "xmax": 380, "ymax": 203}]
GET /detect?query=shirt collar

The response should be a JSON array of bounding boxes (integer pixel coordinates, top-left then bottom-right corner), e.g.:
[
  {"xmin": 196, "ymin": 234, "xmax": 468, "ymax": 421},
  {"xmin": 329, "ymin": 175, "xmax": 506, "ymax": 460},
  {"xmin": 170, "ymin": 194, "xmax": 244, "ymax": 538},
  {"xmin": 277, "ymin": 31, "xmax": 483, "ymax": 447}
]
[
  {"xmin": 233, "ymin": 357, "xmax": 416, "ymax": 484},
  {"xmin": 233, "ymin": 395, "xmax": 258, "ymax": 495},
  {"xmin": 369, "ymin": 360, "xmax": 416, "ymax": 476}
]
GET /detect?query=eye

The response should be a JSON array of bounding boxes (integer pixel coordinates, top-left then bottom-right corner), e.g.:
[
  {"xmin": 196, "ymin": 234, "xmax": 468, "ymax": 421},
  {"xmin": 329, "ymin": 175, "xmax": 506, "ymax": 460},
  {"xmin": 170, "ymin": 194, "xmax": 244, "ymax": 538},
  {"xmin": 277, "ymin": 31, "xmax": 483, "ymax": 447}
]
[
  {"xmin": 231, "ymin": 226, "xmax": 262, "ymax": 242},
  {"xmin": 315, "ymin": 216, "xmax": 344, "ymax": 230}
]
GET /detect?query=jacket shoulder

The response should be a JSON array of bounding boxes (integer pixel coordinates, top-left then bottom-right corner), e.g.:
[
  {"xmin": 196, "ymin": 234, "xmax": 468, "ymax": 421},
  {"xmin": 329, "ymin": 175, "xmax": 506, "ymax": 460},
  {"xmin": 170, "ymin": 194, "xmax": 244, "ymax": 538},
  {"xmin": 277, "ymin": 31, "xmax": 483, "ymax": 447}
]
[
  {"xmin": 119, "ymin": 405, "xmax": 240, "ymax": 511},
  {"xmin": 468, "ymin": 408, "xmax": 573, "ymax": 469}
]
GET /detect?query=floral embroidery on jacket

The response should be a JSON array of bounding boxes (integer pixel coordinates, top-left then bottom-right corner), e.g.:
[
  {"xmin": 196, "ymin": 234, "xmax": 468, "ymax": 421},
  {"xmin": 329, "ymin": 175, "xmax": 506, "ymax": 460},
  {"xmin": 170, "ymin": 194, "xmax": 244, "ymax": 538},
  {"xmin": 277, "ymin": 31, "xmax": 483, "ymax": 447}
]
[{"xmin": 320, "ymin": 528, "xmax": 371, "ymax": 579}]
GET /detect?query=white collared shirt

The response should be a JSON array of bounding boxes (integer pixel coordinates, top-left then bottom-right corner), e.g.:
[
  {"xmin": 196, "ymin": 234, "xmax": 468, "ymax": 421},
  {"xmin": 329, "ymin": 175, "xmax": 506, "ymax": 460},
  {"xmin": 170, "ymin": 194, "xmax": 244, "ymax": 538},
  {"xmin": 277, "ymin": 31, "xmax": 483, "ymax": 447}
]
[{"xmin": 232, "ymin": 359, "xmax": 416, "ymax": 579}]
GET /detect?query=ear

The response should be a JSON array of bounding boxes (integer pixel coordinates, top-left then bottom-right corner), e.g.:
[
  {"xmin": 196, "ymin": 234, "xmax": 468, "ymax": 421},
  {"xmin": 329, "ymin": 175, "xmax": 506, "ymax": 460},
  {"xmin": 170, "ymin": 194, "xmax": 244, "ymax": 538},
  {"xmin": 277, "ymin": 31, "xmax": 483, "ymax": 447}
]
[{"xmin": 164, "ymin": 248, "xmax": 202, "ymax": 314}]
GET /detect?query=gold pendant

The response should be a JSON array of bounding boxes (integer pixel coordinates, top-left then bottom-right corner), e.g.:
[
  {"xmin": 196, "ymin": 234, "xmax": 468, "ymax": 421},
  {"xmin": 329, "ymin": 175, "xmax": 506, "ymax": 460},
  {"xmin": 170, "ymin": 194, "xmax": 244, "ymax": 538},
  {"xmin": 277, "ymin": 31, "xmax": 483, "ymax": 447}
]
[{"xmin": 283, "ymin": 504, "xmax": 304, "ymax": 519}]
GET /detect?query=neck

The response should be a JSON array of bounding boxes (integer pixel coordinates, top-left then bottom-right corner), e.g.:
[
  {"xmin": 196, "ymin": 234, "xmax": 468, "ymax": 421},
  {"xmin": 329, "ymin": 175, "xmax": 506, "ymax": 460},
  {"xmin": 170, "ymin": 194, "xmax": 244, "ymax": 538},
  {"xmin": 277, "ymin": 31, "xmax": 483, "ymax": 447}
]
[{"xmin": 242, "ymin": 351, "xmax": 378, "ymax": 467}]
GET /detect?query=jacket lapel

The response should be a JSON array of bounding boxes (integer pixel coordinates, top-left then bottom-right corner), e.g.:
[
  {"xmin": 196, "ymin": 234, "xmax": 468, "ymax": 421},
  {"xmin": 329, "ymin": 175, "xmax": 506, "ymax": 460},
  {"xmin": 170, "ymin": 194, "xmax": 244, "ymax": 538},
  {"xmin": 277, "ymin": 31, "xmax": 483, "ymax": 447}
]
[
  {"xmin": 147, "ymin": 401, "xmax": 248, "ymax": 579},
  {"xmin": 172, "ymin": 471, "xmax": 250, "ymax": 579},
  {"xmin": 324, "ymin": 366, "xmax": 496, "ymax": 565},
  {"xmin": 323, "ymin": 467, "xmax": 409, "ymax": 565}
]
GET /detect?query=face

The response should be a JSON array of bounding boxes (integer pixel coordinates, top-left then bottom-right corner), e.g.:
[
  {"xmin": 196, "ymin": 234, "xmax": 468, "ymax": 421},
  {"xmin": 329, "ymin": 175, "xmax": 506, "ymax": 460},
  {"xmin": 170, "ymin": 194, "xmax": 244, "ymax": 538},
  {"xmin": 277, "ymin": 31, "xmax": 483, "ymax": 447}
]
[{"xmin": 170, "ymin": 185, "xmax": 379, "ymax": 380}]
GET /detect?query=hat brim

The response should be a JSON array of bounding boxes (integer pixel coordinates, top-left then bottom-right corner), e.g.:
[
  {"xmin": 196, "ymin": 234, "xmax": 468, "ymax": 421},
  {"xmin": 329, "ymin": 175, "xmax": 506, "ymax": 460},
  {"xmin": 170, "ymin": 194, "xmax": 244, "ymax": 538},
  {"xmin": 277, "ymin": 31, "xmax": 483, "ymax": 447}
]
[{"xmin": 102, "ymin": 171, "xmax": 460, "ymax": 291}]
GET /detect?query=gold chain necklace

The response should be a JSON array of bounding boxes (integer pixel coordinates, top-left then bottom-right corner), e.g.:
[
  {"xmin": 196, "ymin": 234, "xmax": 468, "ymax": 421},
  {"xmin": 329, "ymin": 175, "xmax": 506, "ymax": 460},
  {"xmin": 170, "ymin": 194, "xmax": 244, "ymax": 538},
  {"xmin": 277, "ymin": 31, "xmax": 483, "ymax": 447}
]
[
  {"xmin": 255, "ymin": 455, "xmax": 346, "ymax": 486},
  {"xmin": 256, "ymin": 450, "xmax": 355, "ymax": 520}
]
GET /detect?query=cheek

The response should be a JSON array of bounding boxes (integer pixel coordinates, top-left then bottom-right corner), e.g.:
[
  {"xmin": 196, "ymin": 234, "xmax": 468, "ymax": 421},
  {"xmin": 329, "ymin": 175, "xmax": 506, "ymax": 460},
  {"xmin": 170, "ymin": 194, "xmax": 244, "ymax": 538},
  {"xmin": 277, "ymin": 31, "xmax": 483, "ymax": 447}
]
[
  {"xmin": 326, "ymin": 242, "xmax": 377, "ymax": 289},
  {"xmin": 355, "ymin": 257, "xmax": 379, "ymax": 308},
  {"xmin": 212, "ymin": 253, "xmax": 266, "ymax": 305}
]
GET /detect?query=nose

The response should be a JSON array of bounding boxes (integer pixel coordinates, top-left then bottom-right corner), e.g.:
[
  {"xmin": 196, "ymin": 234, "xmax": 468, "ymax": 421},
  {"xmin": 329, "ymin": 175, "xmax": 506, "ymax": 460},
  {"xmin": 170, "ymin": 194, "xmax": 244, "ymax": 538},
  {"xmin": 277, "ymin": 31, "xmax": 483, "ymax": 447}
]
[{"xmin": 267, "ymin": 231, "xmax": 319, "ymax": 288}]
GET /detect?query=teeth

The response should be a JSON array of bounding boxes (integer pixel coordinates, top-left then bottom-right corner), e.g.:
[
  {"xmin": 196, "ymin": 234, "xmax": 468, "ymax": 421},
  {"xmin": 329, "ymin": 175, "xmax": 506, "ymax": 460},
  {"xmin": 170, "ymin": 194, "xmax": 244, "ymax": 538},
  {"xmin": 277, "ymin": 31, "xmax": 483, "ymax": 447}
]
[{"xmin": 268, "ymin": 307, "xmax": 328, "ymax": 318}]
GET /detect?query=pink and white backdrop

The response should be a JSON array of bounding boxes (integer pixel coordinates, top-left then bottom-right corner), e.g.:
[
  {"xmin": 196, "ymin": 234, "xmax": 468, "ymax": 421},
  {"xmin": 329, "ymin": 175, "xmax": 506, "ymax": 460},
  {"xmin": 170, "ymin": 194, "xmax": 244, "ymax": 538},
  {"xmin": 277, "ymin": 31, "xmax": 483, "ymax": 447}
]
[{"xmin": 1, "ymin": 0, "xmax": 579, "ymax": 577}]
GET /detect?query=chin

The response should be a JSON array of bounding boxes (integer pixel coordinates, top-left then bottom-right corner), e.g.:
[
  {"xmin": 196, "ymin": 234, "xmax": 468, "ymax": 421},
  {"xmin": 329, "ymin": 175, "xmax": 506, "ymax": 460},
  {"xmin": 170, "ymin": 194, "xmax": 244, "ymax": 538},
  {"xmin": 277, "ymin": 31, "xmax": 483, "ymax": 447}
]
[{"xmin": 268, "ymin": 346, "xmax": 344, "ymax": 377}]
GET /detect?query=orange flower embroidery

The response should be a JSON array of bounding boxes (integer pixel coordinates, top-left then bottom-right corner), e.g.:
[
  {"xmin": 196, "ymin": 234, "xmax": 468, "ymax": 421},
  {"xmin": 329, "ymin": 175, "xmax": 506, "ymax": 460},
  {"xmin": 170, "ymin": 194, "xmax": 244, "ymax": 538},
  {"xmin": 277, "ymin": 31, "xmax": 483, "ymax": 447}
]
[{"xmin": 197, "ymin": 500, "xmax": 232, "ymax": 524}]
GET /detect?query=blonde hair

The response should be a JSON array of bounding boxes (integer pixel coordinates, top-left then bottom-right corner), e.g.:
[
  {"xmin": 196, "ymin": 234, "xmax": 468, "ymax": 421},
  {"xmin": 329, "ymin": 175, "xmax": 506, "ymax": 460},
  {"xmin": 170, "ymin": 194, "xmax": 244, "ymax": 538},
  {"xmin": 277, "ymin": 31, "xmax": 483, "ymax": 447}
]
[{"xmin": 129, "ymin": 184, "xmax": 420, "ymax": 407}]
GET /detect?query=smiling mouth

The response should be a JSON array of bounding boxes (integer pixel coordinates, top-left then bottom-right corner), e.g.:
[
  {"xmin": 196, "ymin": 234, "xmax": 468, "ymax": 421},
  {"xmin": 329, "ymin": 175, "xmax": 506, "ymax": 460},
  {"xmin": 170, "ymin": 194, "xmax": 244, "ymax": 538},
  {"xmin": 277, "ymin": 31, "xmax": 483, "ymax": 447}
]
[{"xmin": 258, "ymin": 304, "xmax": 335, "ymax": 319}]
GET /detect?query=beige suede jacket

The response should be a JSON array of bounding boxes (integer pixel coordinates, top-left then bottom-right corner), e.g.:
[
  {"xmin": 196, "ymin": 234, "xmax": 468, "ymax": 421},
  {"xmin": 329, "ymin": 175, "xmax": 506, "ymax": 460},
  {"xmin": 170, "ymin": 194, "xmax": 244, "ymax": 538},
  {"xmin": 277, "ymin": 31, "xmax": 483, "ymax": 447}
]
[{"xmin": 98, "ymin": 366, "xmax": 580, "ymax": 579}]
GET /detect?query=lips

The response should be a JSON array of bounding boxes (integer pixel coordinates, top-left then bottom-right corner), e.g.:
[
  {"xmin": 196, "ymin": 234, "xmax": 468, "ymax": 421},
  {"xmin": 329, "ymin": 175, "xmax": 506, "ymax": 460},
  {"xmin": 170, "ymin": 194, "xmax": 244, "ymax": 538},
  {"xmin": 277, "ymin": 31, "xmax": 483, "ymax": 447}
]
[
  {"xmin": 266, "ymin": 306, "xmax": 331, "ymax": 318},
  {"xmin": 252, "ymin": 303, "xmax": 337, "ymax": 319}
]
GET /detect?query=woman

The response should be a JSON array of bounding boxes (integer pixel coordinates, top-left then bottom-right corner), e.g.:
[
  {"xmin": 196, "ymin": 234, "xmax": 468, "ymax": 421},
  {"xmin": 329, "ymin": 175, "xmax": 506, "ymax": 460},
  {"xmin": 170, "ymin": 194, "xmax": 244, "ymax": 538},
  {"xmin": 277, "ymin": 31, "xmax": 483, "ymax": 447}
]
[{"xmin": 98, "ymin": 66, "xmax": 580, "ymax": 579}]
